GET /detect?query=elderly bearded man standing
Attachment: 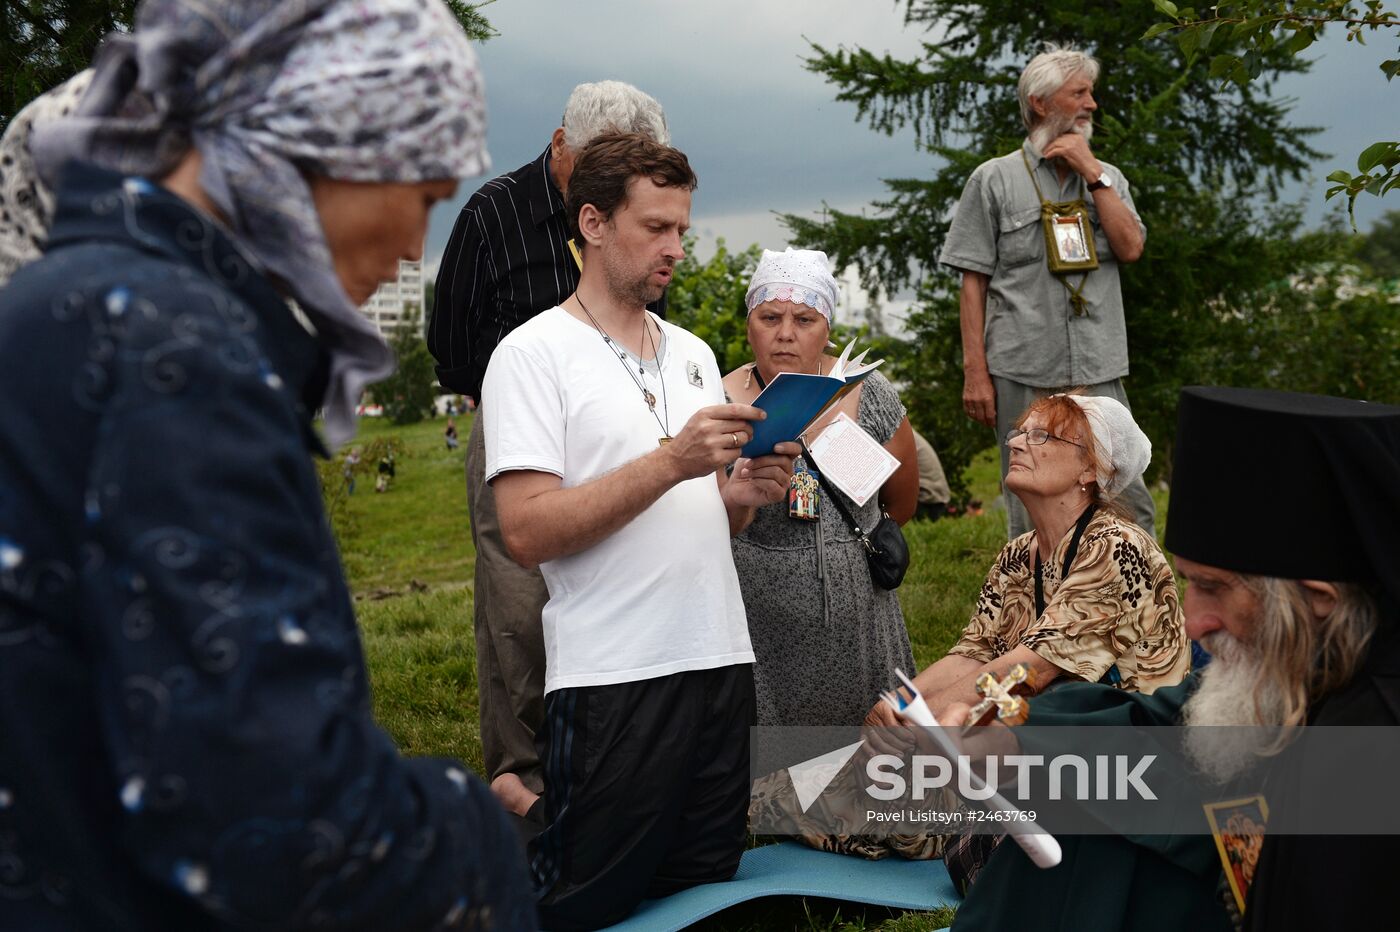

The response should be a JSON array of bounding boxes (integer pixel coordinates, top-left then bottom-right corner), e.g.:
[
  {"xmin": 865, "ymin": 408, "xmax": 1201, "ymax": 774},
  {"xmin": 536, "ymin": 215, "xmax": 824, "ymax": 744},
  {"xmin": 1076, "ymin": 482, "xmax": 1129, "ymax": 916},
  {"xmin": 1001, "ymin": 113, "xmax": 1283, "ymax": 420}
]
[
  {"xmin": 946, "ymin": 386, "xmax": 1400, "ymax": 932},
  {"xmin": 939, "ymin": 44, "xmax": 1154, "ymax": 539}
]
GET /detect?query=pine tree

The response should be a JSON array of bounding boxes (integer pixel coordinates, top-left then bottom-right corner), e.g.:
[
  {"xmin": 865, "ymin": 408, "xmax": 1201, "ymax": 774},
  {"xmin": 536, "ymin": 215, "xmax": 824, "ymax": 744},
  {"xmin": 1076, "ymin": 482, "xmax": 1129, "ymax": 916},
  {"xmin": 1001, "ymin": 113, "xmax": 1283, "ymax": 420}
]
[{"xmin": 2, "ymin": 1, "xmax": 138, "ymax": 132}]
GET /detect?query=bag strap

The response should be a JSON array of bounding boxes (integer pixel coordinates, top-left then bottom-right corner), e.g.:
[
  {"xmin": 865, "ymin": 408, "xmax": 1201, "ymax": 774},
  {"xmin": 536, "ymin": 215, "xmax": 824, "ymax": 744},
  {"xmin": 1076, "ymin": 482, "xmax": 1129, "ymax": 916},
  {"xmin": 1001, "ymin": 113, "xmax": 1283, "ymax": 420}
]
[
  {"xmin": 1021, "ymin": 147, "xmax": 1050, "ymax": 203},
  {"xmin": 1034, "ymin": 503, "xmax": 1097, "ymax": 618},
  {"xmin": 799, "ymin": 439, "xmax": 879, "ymax": 553},
  {"xmin": 1021, "ymin": 148, "xmax": 1092, "ymax": 317},
  {"xmin": 1022, "ymin": 147, "xmax": 1092, "ymax": 205}
]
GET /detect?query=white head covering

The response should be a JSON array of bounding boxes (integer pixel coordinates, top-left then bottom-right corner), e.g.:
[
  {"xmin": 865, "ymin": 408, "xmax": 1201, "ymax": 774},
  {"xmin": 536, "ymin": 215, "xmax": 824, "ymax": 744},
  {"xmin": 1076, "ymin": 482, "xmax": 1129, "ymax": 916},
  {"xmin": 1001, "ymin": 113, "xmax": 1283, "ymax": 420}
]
[
  {"xmin": 745, "ymin": 248, "xmax": 839, "ymax": 324},
  {"xmin": 32, "ymin": 0, "xmax": 489, "ymax": 449},
  {"xmin": 1055, "ymin": 394, "xmax": 1152, "ymax": 497}
]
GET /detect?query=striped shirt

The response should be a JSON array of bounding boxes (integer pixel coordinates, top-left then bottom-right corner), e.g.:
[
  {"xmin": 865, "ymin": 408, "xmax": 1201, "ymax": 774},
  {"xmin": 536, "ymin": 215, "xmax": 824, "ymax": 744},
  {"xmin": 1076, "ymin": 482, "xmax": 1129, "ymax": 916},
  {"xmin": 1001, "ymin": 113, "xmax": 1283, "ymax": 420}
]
[{"xmin": 427, "ymin": 146, "xmax": 665, "ymax": 402}]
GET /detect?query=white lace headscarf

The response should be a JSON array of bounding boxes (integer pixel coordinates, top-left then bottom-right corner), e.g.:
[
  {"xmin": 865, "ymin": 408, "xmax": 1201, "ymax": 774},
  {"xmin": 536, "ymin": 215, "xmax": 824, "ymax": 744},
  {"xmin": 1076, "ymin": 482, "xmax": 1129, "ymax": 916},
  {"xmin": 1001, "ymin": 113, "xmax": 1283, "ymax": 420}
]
[
  {"xmin": 32, "ymin": 0, "xmax": 489, "ymax": 448},
  {"xmin": 1055, "ymin": 393, "xmax": 1152, "ymax": 497},
  {"xmin": 745, "ymin": 248, "xmax": 840, "ymax": 325}
]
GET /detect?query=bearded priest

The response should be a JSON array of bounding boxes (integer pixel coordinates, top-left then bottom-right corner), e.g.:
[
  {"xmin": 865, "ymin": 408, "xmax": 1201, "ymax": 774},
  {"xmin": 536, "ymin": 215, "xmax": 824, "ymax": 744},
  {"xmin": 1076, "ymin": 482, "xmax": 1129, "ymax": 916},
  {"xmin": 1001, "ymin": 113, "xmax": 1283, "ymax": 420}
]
[{"xmin": 945, "ymin": 385, "xmax": 1400, "ymax": 932}]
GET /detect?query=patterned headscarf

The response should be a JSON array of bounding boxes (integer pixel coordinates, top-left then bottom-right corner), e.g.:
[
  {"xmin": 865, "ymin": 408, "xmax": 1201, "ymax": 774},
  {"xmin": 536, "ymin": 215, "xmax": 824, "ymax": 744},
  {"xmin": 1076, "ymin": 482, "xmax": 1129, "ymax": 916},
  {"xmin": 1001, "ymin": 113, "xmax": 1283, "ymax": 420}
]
[
  {"xmin": 0, "ymin": 71, "xmax": 93, "ymax": 287},
  {"xmin": 31, "ymin": 0, "xmax": 489, "ymax": 448},
  {"xmin": 745, "ymin": 248, "xmax": 840, "ymax": 325}
]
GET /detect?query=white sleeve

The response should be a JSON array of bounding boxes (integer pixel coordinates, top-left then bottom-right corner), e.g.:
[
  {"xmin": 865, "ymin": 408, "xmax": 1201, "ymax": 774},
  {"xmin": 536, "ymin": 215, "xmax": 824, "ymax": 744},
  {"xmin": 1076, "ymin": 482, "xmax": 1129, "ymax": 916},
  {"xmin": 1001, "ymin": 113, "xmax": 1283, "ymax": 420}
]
[{"xmin": 482, "ymin": 342, "xmax": 566, "ymax": 482}]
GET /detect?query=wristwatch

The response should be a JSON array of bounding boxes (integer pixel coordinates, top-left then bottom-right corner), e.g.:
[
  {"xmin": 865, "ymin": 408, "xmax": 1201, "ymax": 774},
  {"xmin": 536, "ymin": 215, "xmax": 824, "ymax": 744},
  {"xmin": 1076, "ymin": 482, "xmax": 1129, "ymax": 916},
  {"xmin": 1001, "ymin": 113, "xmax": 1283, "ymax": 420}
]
[{"xmin": 1087, "ymin": 171, "xmax": 1112, "ymax": 192}]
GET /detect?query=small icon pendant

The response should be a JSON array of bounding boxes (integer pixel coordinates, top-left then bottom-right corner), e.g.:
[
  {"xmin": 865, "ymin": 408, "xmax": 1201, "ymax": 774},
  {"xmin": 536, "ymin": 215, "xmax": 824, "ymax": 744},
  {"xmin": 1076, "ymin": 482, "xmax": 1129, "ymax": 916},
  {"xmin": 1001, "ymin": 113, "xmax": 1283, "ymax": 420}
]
[
  {"xmin": 644, "ymin": 390, "xmax": 657, "ymax": 411},
  {"xmin": 788, "ymin": 464, "xmax": 821, "ymax": 521}
]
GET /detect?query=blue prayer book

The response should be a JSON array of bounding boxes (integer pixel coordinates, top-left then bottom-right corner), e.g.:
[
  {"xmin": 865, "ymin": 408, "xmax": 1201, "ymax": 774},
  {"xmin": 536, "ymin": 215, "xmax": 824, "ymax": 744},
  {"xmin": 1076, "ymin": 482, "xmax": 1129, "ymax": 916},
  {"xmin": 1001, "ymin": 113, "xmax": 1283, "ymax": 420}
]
[{"xmin": 742, "ymin": 340, "xmax": 883, "ymax": 458}]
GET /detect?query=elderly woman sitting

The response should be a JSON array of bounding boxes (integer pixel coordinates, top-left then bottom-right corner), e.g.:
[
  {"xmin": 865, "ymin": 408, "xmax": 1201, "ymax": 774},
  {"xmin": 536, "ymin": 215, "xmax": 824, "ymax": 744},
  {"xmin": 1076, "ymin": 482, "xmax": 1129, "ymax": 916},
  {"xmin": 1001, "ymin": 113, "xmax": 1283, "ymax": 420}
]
[
  {"xmin": 752, "ymin": 393, "xmax": 1188, "ymax": 863},
  {"xmin": 723, "ymin": 248, "xmax": 919, "ymax": 726},
  {"xmin": 870, "ymin": 392, "xmax": 1189, "ymax": 730}
]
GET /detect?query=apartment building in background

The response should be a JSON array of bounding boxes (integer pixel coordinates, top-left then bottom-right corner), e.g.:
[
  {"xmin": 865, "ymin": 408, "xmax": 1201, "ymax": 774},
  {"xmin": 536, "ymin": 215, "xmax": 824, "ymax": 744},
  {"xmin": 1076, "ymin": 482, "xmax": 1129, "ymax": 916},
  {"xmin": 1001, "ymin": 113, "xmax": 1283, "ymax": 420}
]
[{"xmin": 360, "ymin": 259, "xmax": 425, "ymax": 337}]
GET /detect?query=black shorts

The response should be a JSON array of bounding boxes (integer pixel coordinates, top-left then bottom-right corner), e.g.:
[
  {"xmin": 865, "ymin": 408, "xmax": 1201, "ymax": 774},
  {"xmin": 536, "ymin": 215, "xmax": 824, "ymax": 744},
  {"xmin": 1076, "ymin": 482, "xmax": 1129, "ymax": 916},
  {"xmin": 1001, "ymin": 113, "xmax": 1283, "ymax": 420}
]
[{"xmin": 526, "ymin": 663, "xmax": 755, "ymax": 931}]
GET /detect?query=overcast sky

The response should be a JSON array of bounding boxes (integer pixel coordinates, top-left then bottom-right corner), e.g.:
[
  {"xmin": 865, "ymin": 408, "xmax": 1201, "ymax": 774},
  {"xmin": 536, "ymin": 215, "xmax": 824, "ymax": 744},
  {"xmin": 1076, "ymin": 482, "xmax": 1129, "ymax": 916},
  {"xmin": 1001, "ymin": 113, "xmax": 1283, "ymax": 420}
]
[{"xmin": 424, "ymin": 2, "xmax": 1397, "ymax": 275}]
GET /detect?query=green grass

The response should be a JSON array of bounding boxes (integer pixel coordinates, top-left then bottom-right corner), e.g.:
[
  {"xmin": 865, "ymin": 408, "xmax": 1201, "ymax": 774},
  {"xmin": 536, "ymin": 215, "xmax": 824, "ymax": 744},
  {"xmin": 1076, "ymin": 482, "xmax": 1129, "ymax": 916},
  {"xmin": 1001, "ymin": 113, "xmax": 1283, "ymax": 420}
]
[
  {"xmin": 357, "ymin": 589, "xmax": 485, "ymax": 774},
  {"xmin": 901, "ymin": 452, "xmax": 1006, "ymax": 669},
  {"xmin": 333, "ymin": 415, "xmax": 1027, "ymax": 930},
  {"xmin": 334, "ymin": 415, "xmax": 476, "ymax": 592}
]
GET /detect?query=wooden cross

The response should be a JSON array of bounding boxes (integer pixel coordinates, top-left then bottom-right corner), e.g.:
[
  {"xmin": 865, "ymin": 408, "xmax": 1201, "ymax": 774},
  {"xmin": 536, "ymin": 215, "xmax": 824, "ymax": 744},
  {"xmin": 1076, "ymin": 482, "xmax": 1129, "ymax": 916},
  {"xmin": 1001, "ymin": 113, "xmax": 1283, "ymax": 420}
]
[{"xmin": 961, "ymin": 663, "xmax": 1039, "ymax": 732}]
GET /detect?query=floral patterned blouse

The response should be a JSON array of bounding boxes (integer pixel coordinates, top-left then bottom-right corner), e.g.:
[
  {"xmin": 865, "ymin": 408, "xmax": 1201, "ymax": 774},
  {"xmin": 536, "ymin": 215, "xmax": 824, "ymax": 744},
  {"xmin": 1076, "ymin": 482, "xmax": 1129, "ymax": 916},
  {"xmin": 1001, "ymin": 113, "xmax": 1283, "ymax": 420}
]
[{"xmin": 950, "ymin": 509, "xmax": 1189, "ymax": 693}]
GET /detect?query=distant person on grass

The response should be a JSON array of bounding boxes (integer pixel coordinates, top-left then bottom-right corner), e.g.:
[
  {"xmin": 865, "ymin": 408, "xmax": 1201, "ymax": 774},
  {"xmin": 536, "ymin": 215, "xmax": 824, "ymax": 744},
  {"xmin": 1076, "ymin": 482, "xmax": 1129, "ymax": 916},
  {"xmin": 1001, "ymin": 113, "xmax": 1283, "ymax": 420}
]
[
  {"xmin": 376, "ymin": 450, "xmax": 396, "ymax": 493},
  {"xmin": 912, "ymin": 427, "xmax": 951, "ymax": 521},
  {"xmin": 940, "ymin": 43, "xmax": 1153, "ymax": 540},
  {"xmin": 345, "ymin": 446, "xmax": 362, "ymax": 495},
  {"xmin": 0, "ymin": 1, "xmax": 533, "ymax": 928},
  {"xmin": 483, "ymin": 132, "xmax": 799, "ymax": 930},
  {"xmin": 427, "ymin": 79, "xmax": 670, "ymax": 802}
]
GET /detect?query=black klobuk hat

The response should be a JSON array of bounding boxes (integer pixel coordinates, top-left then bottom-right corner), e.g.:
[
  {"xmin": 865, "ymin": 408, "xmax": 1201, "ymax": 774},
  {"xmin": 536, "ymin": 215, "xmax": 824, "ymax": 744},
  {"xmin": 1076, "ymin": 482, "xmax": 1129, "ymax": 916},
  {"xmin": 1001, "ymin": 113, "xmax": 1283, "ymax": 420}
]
[{"xmin": 1165, "ymin": 386, "xmax": 1400, "ymax": 606}]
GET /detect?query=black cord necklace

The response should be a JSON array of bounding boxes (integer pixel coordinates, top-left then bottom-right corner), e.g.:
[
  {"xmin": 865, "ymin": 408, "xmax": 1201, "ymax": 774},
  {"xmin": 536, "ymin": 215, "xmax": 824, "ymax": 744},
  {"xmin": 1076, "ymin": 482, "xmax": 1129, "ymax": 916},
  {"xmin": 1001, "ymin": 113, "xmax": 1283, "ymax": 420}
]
[{"xmin": 574, "ymin": 294, "xmax": 671, "ymax": 443}]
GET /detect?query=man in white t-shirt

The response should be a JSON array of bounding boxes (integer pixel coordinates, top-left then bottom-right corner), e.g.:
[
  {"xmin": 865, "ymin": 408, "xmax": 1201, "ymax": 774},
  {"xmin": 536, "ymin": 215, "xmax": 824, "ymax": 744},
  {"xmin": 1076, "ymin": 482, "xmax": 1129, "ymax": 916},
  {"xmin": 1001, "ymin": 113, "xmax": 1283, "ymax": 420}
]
[{"xmin": 482, "ymin": 132, "xmax": 799, "ymax": 930}]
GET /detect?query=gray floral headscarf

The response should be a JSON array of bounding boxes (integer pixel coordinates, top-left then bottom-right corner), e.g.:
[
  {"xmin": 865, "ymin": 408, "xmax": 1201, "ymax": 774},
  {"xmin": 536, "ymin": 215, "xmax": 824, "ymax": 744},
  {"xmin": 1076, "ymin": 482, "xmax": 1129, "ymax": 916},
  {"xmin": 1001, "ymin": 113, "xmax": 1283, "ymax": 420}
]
[{"xmin": 32, "ymin": 0, "xmax": 489, "ymax": 448}]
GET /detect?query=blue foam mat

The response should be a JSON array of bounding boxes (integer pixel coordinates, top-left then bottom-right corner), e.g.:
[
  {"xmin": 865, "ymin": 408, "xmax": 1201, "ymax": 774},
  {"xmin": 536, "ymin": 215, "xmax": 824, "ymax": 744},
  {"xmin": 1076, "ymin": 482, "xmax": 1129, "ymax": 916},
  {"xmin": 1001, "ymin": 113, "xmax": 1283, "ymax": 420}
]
[{"xmin": 596, "ymin": 841, "xmax": 960, "ymax": 932}]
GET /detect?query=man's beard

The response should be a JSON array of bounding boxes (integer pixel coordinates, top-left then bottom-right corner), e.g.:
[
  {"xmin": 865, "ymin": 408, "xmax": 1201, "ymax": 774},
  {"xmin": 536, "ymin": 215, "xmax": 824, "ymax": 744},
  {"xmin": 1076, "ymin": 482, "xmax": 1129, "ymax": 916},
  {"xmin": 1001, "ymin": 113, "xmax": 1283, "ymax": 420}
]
[
  {"xmin": 602, "ymin": 250, "xmax": 669, "ymax": 308},
  {"xmin": 1181, "ymin": 631, "xmax": 1293, "ymax": 783},
  {"xmin": 1030, "ymin": 110, "xmax": 1093, "ymax": 153}
]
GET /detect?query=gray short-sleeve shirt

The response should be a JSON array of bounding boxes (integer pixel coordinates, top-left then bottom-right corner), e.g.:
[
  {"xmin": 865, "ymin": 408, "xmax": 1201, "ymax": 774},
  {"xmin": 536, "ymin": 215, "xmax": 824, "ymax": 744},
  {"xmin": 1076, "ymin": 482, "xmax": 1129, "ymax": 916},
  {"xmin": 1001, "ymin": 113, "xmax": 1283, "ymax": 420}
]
[{"xmin": 938, "ymin": 139, "xmax": 1146, "ymax": 388}]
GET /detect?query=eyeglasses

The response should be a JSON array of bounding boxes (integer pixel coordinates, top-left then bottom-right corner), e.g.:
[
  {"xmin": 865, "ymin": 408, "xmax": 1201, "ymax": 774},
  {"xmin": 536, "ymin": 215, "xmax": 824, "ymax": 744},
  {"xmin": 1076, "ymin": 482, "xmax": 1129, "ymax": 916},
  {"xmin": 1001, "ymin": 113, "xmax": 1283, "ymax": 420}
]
[{"xmin": 1004, "ymin": 427, "xmax": 1085, "ymax": 449}]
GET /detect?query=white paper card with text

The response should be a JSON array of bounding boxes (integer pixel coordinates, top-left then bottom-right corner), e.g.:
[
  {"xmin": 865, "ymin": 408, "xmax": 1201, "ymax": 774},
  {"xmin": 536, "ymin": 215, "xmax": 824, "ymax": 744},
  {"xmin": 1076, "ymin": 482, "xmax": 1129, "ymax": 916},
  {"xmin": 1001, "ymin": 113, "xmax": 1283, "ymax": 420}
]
[{"xmin": 807, "ymin": 412, "xmax": 900, "ymax": 507}]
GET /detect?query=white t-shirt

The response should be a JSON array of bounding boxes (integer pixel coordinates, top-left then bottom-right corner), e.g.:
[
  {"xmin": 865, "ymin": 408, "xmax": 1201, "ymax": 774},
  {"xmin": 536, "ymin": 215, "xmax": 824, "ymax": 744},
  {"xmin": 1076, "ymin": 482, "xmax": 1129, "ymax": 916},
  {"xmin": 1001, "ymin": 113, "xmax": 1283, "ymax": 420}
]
[{"xmin": 482, "ymin": 306, "xmax": 753, "ymax": 694}]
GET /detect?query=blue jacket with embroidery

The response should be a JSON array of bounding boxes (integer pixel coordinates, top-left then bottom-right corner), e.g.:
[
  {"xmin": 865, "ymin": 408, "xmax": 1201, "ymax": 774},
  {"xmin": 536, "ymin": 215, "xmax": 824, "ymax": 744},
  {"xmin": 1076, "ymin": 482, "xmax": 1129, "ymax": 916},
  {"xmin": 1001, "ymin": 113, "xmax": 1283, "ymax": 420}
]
[{"xmin": 0, "ymin": 164, "xmax": 535, "ymax": 930}]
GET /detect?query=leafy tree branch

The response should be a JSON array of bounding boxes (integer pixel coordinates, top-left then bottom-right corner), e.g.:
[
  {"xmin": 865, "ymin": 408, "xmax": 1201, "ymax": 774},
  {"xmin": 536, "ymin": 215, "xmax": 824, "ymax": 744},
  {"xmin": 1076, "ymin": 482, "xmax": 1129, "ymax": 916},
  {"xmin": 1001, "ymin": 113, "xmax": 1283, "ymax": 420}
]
[{"xmin": 1145, "ymin": 0, "xmax": 1400, "ymax": 223}]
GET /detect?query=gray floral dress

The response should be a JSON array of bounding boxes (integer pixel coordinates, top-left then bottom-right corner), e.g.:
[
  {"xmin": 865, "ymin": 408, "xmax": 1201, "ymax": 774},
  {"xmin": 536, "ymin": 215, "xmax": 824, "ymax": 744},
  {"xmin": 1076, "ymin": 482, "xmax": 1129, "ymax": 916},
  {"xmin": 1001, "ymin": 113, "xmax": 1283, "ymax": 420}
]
[{"xmin": 732, "ymin": 370, "xmax": 915, "ymax": 726}]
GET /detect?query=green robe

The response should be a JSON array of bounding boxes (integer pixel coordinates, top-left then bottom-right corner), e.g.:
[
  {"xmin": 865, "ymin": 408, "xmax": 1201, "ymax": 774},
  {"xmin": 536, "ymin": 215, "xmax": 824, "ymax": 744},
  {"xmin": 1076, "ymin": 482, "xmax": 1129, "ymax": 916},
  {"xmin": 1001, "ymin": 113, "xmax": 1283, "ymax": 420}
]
[
  {"xmin": 950, "ymin": 678, "xmax": 1232, "ymax": 932},
  {"xmin": 954, "ymin": 617, "xmax": 1400, "ymax": 931}
]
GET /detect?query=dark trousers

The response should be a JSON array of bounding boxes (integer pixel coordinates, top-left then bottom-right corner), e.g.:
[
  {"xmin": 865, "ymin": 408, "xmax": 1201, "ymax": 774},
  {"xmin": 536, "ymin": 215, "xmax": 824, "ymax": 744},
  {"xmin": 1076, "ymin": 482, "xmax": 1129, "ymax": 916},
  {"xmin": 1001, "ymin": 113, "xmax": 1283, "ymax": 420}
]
[
  {"xmin": 527, "ymin": 664, "xmax": 755, "ymax": 931},
  {"xmin": 466, "ymin": 409, "xmax": 550, "ymax": 793}
]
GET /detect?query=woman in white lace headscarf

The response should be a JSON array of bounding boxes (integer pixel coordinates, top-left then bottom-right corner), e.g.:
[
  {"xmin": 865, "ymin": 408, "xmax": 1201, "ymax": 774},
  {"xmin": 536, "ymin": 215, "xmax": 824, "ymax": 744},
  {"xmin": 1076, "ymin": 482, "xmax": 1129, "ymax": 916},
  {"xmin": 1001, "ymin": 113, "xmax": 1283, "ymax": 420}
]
[
  {"xmin": 724, "ymin": 247, "xmax": 921, "ymax": 729},
  {"xmin": 31, "ymin": 0, "xmax": 488, "ymax": 447}
]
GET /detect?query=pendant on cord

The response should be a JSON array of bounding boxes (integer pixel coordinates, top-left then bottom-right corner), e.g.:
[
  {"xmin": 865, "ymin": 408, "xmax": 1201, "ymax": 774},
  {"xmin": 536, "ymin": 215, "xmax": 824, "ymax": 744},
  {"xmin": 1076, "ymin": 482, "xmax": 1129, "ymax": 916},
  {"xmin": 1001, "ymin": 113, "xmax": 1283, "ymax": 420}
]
[
  {"xmin": 643, "ymin": 390, "xmax": 657, "ymax": 411},
  {"xmin": 788, "ymin": 461, "xmax": 821, "ymax": 521}
]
